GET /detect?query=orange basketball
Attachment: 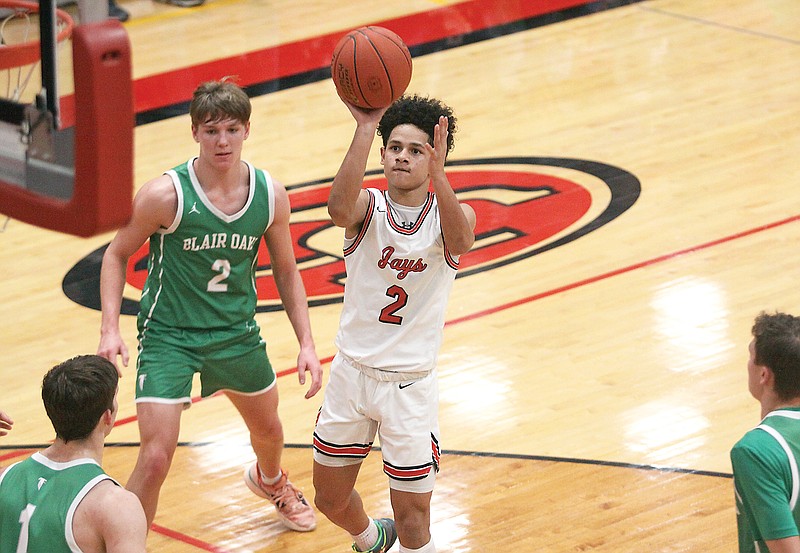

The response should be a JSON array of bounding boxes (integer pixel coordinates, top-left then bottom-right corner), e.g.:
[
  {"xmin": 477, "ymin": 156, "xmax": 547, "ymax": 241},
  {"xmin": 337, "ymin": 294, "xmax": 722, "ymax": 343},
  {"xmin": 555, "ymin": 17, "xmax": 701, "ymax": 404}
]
[{"xmin": 330, "ymin": 26, "xmax": 412, "ymax": 109}]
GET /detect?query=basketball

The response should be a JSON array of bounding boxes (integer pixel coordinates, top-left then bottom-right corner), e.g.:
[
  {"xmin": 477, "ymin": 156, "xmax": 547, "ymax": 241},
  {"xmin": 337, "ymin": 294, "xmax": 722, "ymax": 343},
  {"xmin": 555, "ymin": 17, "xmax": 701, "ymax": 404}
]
[{"xmin": 330, "ymin": 26, "xmax": 412, "ymax": 109}]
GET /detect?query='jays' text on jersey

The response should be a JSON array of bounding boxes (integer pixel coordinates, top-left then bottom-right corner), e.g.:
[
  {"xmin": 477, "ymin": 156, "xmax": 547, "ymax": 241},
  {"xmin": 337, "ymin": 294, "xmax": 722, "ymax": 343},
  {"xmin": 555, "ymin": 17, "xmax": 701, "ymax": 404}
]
[
  {"xmin": 0, "ymin": 453, "xmax": 116, "ymax": 553},
  {"xmin": 731, "ymin": 408, "xmax": 800, "ymax": 553},
  {"xmin": 138, "ymin": 158, "xmax": 275, "ymax": 331},
  {"xmin": 335, "ymin": 188, "xmax": 460, "ymax": 373}
]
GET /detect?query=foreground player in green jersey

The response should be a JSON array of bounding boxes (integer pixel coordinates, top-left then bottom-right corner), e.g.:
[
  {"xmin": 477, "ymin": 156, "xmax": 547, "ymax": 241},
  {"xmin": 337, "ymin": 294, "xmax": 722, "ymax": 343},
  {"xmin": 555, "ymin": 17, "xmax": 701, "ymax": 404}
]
[
  {"xmin": 0, "ymin": 355, "xmax": 147, "ymax": 553},
  {"xmin": 97, "ymin": 79, "xmax": 322, "ymax": 533},
  {"xmin": 732, "ymin": 311, "xmax": 800, "ymax": 553}
]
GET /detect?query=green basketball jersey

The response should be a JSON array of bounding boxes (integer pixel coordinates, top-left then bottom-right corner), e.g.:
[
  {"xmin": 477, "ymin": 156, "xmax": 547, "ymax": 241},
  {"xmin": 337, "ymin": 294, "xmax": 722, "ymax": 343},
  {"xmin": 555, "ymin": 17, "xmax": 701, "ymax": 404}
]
[
  {"xmin": 138, "ymin": 158, "xmax": 274, "ymax": 332},
  {"xmin": 731, "ymin": 407, "xmax": 800, "ymax": 553},
  {"xmin": 0, "ymin": 452, "xmax": 114, "ymax": 553}
]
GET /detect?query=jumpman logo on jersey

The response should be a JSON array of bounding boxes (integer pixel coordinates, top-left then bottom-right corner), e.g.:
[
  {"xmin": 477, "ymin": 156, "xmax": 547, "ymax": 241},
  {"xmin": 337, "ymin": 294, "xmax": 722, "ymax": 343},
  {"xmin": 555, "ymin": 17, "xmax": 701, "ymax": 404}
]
[
  {"xmin": 37, "ymin": 477, "xmax": 47, "ymax": 490},
  {"xmin": 189, "ymin": 202, "xmax": 201, "ymax": 215}
]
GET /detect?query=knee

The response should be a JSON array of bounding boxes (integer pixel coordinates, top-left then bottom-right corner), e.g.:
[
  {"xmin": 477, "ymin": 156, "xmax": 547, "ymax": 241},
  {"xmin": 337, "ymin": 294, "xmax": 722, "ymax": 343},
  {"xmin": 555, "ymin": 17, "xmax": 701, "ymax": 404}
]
[
  {"xmin": 393, "ymin": 501, "xmax": 431, "ymax": 545},
  {"xmin": 250, "ymin": 416, "xmax": 284, "ymax": 443},
  {"xmin": 313, "ymin": 486, "xmax": 347, "ymax": 516},
  {"xmin": 395, "ymin": 513, "xmax": 430, "ymax": 543},
  {"xmin": 137, "ymin": 444, "xmax": 175, "ymax": 482}
]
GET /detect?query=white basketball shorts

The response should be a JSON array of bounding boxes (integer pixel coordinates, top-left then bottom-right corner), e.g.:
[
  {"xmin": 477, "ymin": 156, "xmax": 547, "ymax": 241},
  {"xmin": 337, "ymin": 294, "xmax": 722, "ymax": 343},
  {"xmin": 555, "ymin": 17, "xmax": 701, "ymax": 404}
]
[{"xmin": 313, "ymin": 353, "xmax": 441, "ymax": 493}]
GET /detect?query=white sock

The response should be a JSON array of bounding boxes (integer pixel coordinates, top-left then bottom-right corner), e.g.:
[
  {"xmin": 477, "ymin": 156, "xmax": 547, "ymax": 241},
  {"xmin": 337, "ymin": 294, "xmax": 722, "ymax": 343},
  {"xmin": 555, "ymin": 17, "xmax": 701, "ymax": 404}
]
[
  {"xmin": 352, "ymin": 518, "xmax": 380, "ymax": 552},
  {"xmin": 258, "ymin": 467, "xmax": 282, "ymax": 486},
  {"xmin": 400, "ymin": 540, "xmax": 436, "ymax": 553}
]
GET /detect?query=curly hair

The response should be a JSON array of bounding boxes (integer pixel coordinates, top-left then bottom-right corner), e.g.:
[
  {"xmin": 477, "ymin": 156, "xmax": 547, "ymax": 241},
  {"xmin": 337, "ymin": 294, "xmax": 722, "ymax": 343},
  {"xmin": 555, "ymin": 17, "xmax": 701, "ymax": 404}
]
[
  {"xmin": 377, "ymin": 94, "xmax": 457, "ymax": 156},
  {"xmin": 752, "ymin": 311, "xmax": 800, "ymax": 400}
]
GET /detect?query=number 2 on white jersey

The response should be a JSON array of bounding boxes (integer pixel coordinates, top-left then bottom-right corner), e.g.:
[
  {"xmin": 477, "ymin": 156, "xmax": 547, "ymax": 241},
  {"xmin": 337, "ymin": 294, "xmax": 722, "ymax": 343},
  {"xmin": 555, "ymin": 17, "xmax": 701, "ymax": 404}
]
[{"xmin": 379, "ymin": 285, "xmax": 408, "ymax": 325}]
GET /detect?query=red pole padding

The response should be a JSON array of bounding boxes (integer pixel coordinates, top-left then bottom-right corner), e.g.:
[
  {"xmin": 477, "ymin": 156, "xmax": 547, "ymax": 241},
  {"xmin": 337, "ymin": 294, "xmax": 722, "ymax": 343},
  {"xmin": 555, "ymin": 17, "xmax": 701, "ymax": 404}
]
[{"xmin": 0, "ymin": 19, "xmax": 133, "ymax": 237}]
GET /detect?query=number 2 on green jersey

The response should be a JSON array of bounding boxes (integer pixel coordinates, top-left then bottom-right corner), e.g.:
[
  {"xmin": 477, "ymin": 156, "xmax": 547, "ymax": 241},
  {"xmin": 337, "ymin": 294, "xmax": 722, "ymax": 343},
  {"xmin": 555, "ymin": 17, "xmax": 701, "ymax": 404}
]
[{"xmin": 207, "ymin": 259, "xmax": 231, "ymax": 292}]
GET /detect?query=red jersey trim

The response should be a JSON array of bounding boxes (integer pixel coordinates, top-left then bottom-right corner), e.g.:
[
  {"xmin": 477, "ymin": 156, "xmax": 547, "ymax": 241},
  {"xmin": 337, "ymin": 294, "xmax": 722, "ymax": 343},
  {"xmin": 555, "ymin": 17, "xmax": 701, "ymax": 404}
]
[
  {"xmin": 313, "ymin": 434, "xmax": 373, "ymax": 458},
  {"xmin": 385, "ymin": 191, "xmax": 435, "ymax": 235},
  {"xmin": 343, "ymin": 190, "xmax": 376, "ymax": 257}
]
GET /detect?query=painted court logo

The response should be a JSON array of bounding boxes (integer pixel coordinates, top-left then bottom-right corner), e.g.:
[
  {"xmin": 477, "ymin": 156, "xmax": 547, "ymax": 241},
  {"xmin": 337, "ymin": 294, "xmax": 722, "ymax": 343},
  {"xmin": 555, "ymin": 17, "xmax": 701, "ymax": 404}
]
[{"xmin": 62, "ymin": 157, "xmax": 640, "ymax": 314}]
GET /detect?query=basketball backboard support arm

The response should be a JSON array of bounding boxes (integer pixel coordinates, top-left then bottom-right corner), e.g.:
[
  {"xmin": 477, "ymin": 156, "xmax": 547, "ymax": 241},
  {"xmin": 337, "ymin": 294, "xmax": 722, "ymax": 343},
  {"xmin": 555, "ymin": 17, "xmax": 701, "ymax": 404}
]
[
  {"xmin": 0, "ymin": 4, "xmax": 133, "ymax": 238},
  {"xmin": 40, "ymin": 0, "xmax": 60, "ymax": 127}
]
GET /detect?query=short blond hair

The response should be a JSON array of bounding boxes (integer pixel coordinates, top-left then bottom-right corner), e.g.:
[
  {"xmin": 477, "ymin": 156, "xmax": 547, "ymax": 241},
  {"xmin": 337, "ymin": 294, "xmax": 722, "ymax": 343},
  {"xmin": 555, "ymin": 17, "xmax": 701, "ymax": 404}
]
[{"xmin": 190, "ymin": 78, "xmax": 251, "ymax": 127}]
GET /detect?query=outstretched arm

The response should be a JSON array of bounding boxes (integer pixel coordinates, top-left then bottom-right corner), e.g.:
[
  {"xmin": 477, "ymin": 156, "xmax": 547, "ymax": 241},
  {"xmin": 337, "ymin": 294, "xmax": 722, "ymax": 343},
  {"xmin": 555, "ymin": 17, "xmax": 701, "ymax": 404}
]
[
  {"xmin": 426, "ymin": 116, "xmax": 475, "ymax": 256},
  {"xmin": 327, "ymin": 101, "xmax": 388, "ymax": 236},
  {"xmin": 264, "ymin": 180, "xmax": 322, "ymax": 399},
  {"xmin": 98, "ymin": 176, "xmax": 177, "ymax": 375}
]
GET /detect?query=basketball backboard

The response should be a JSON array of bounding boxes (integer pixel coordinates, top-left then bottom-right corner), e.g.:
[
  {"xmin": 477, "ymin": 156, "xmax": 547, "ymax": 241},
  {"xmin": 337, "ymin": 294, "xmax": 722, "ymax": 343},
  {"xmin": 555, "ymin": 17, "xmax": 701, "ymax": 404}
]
[{"xmin": 0, "ymin": 0, "xmax": 133, "ymax": 237}]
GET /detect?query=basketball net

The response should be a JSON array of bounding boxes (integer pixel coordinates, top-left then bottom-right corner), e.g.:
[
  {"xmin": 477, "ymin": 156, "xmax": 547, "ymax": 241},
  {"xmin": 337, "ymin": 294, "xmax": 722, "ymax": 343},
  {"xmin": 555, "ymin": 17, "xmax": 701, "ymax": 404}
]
[{"xmin": 0, "ymin": 0, "xmax": 74, "ymax": 104}]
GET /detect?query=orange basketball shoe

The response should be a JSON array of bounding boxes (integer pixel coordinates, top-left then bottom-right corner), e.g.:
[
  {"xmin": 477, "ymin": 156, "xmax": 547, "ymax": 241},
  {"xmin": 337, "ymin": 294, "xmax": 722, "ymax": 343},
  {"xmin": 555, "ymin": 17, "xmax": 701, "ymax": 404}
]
[{"xmin": 244, "ymin": 463, "xmax": 317, "ymax": 532}]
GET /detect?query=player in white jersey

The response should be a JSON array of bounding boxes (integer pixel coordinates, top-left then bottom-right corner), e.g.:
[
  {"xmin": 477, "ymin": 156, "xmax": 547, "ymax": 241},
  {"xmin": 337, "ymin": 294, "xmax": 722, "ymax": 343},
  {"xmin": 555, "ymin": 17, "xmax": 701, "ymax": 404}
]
[
  {"xmin": 313, "ymin": 94, "xmax": 476, "ymax": 553},
  {"xmin": 335, "ymin": 188, "xmax": 459, "ymax": 373}
]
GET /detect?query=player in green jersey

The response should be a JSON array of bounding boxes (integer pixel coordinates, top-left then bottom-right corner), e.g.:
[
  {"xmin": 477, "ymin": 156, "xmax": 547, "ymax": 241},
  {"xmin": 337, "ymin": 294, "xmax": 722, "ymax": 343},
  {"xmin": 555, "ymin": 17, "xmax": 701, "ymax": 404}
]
[
  {"xmin": 0, "ymin": 355, "xmax": 146, "ymax": 553},
  {"xmin": 97, "ymin": 79, "xmax": 322, "ymax": 533},
  {"xmin": 731, "ymin": 311, "xmax": 800, "ymax": 553}
]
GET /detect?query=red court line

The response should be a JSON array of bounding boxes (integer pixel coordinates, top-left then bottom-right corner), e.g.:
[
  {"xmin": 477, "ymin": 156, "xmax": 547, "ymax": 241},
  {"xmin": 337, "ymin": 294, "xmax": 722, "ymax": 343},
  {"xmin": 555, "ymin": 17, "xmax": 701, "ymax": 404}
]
[
  {"xmin": 131, "ymin": 0, "xmax": 591, "ymax": 113},
  {"xmin": 110, "ymin": 212, "xmax": 800, "ymax": 424},
  {"xmin": 66, "ymin": 0, "xmax": 593, "ymax": 125},
  {"xmin": 447, "ymin": 214, "xmax": 800, "ymax": 326},
  {"xmin": 0, "ymin": 449, "xmax": 35, "ymax": 463},
  {"xmin": 60, "ymin": 0, "xmax": 597, "ymax": 125},
  {"xmin": 113, "ymin": 393, "xmax": 212, "ymax": 428},
  {"xmin": 5, "ymin": 216, "xmax": 795, "ymax": 549},
  {"xmin": 150, "ymin": 524, "xmax": 232, "ymax": 553}
]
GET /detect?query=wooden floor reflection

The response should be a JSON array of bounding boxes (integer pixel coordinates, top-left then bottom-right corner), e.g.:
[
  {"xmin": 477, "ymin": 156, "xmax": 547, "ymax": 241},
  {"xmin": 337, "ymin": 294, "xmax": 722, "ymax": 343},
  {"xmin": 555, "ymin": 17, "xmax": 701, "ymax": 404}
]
[
  {"xmin": 2, "ymin": 0, "xmax": 800, "ymax": 550},
  {"xmin": 57, "ymin": 431, "xmax": 736, "ymax": 552}
]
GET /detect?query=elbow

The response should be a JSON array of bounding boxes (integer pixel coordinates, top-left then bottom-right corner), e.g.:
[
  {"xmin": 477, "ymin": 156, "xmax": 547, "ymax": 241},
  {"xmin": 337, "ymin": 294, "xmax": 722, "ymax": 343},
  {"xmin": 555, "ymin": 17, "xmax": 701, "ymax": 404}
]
[
  {"xmin": 101, "ymin": 243, "xmax": 121, "ymax": 268},
  {"xmin": 447, "ymin": 235, "xmax": 475, "ymax": 258},
  {"xmin": 328, "ymin": 205, "xmax": 352, "ymax": 229}
]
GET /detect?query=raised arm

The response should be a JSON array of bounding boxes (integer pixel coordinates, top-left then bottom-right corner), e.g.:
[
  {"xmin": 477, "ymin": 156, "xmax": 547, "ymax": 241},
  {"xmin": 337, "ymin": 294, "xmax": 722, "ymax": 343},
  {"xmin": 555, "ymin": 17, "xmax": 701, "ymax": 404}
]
[
  {"xmin": 328, "ymin": 102, "xmax": 388, "ymax": 236},
  {"xmin": 264, "ymin": 180, "xmax": 322, "ymax": 399},
  {"xmin": 97, "ymin": 176, "xmax": 177, "ymax": 374},
  {"xmin": 426, "ymin": 116, "xmax": 475, "ymax": 256}
]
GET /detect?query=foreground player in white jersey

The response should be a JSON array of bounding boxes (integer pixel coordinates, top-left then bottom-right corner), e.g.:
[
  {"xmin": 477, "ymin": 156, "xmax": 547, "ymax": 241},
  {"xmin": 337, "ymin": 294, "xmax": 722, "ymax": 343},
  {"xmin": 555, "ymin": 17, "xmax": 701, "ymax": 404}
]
[{"xmin": 313, "ymin": 94, "xmax": 476, "ymax": 553}]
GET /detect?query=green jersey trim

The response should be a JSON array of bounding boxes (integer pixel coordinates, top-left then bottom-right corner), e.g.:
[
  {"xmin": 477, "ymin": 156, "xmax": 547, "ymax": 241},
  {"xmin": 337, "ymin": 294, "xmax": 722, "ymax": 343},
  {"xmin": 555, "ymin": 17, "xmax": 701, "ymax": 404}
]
[
  {"xmin": 137, "ymin": 158, "xmax": 274, "ymax": 331},
  {"xmin": 66, "ymin": 473, "xmax": 117, "ymax": 551},
  {"xmin": 758, "ymin": 410, "xmax": 800, "ymax": 510}
]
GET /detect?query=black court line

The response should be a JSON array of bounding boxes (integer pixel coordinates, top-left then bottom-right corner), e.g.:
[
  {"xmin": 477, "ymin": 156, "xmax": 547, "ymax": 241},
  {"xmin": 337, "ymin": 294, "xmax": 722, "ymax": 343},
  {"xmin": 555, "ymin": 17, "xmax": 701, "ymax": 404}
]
[
  {"xmin": 640, "ymin": 4, "xmax": 800, "ymax": 45},
  {"xmin": 135, "ymin": 0, "xmax": 646, "ymax": 126},
  {"xmin": 1, "ymin": 441, "xmax": 733, "ymax": 479}
]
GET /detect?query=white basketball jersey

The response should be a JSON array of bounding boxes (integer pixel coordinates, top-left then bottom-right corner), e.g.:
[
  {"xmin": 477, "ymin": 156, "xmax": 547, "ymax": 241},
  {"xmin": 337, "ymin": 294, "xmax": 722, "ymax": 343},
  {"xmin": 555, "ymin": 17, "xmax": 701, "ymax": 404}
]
[{"xmin": 335, "ymin": 188, "xmax": 460, "ymax": 373}]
